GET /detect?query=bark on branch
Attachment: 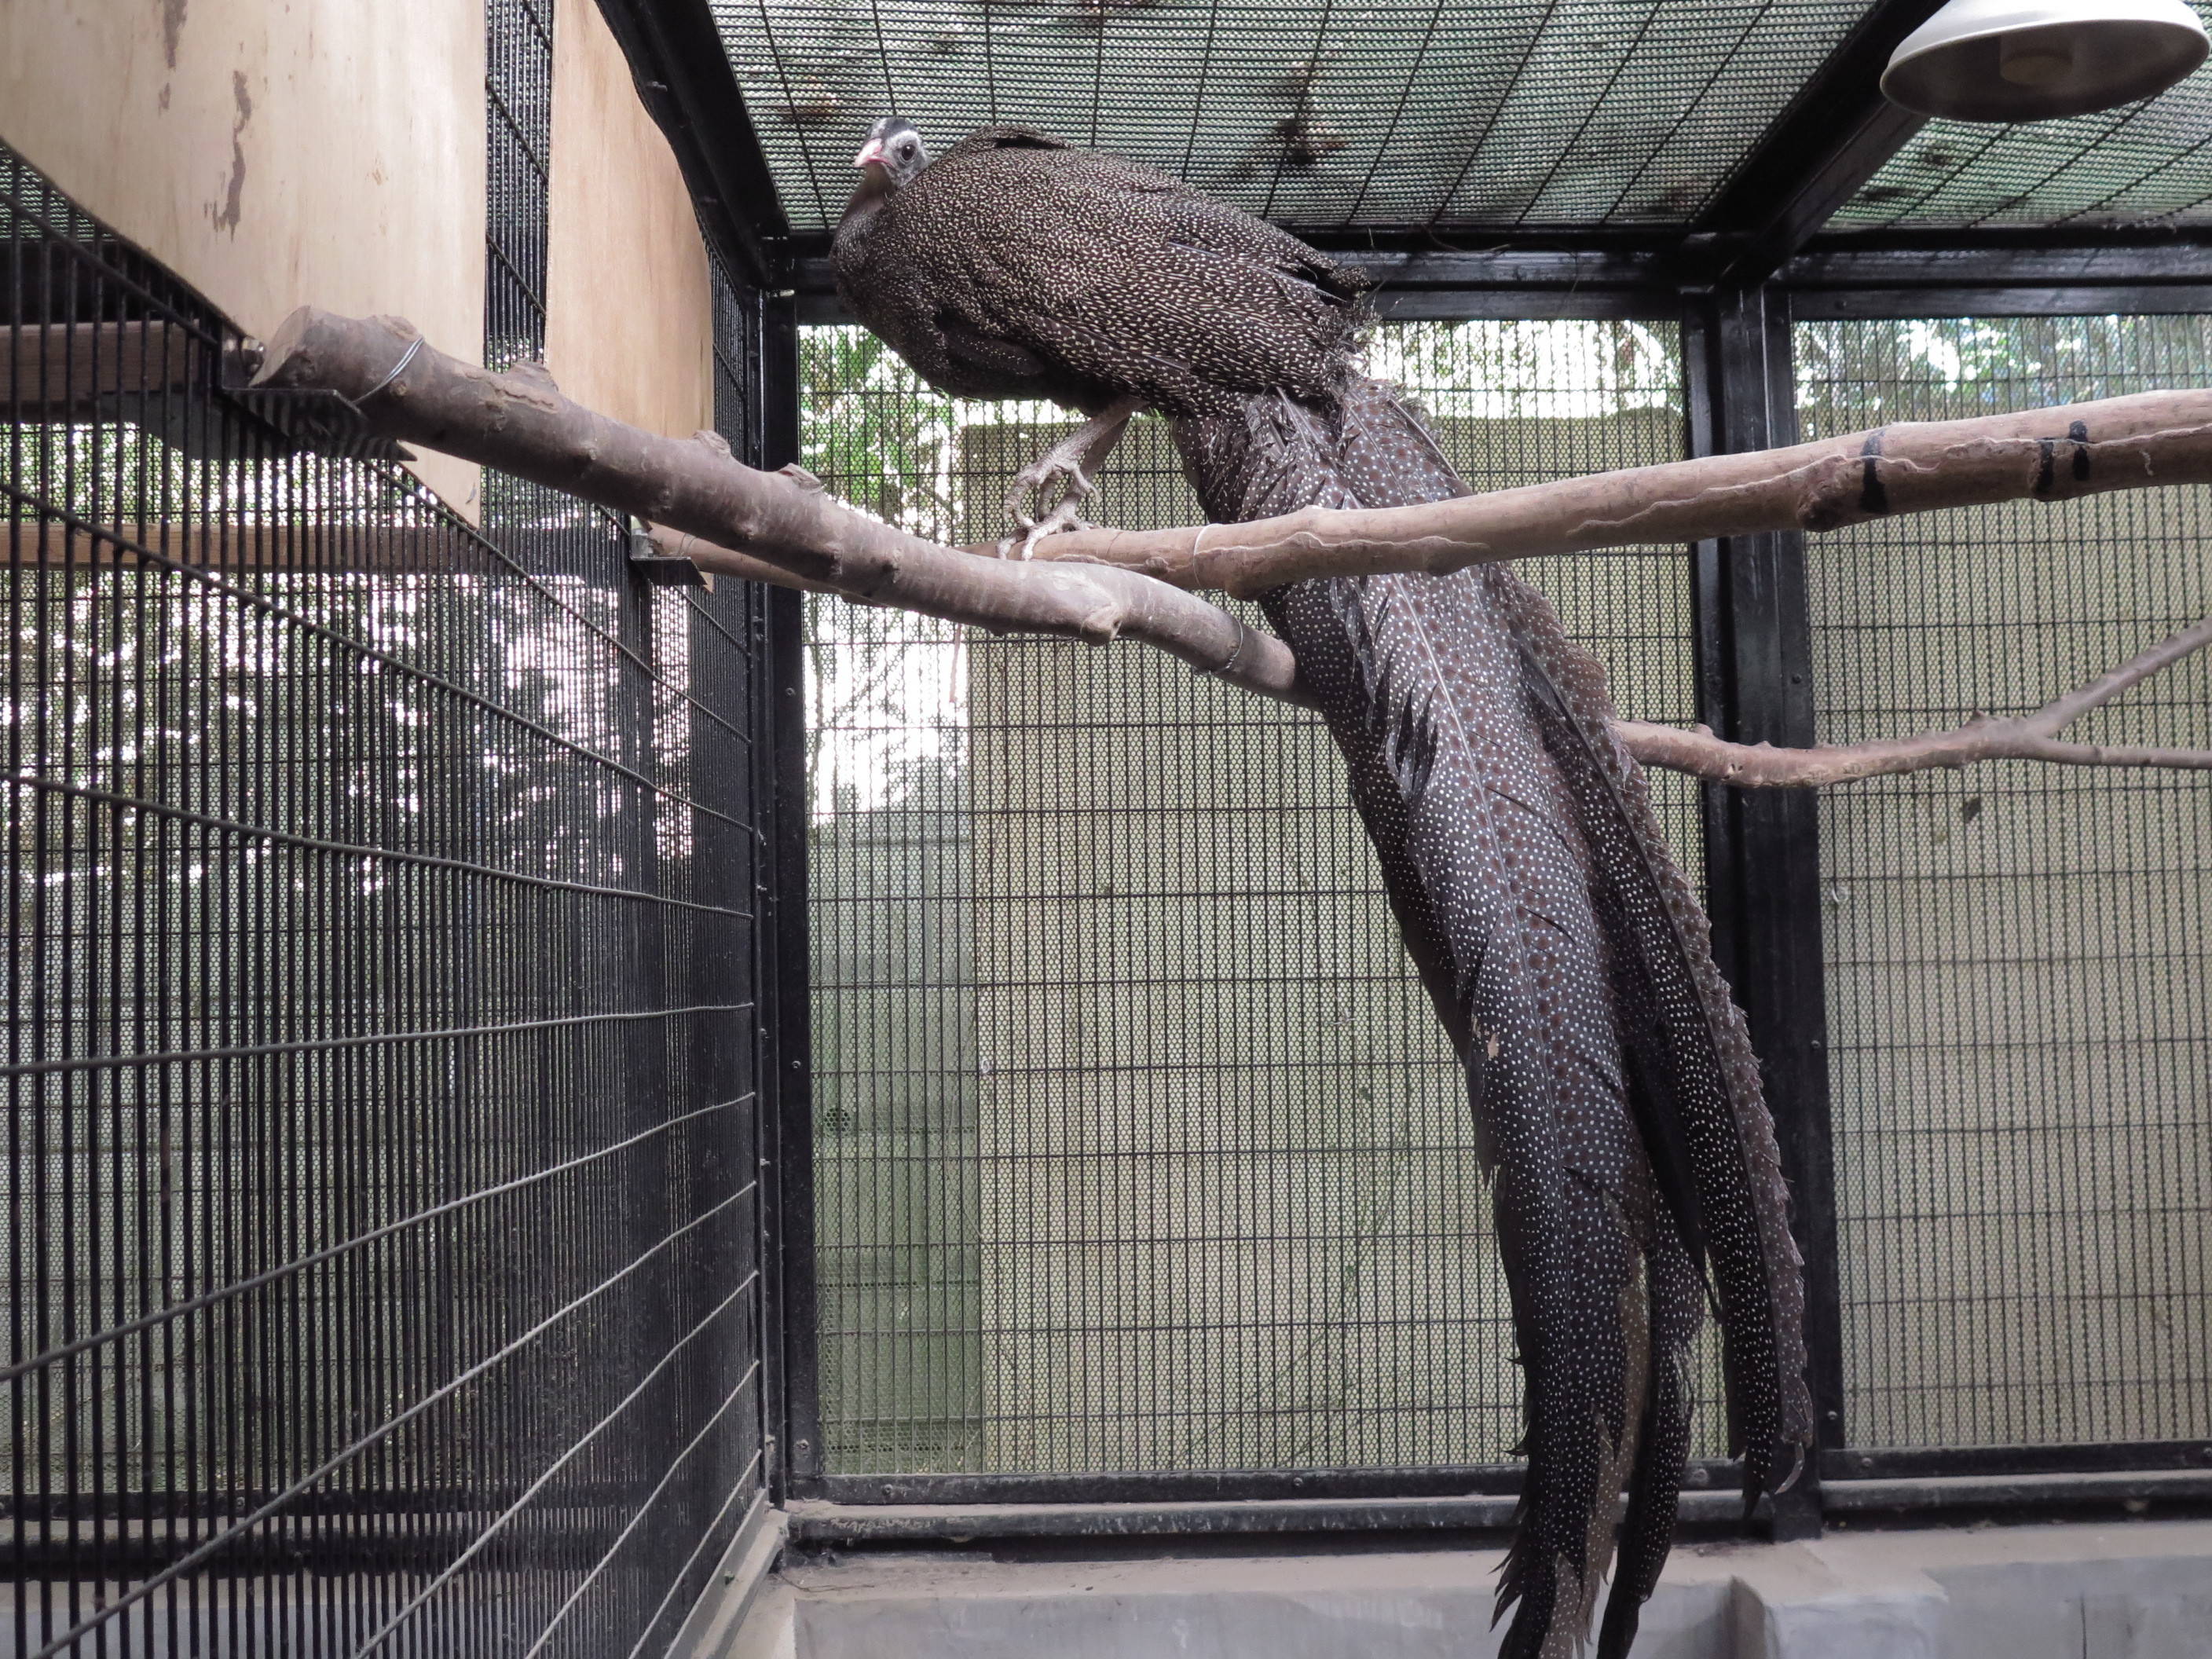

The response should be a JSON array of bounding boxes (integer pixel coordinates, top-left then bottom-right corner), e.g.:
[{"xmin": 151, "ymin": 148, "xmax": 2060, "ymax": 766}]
[
  {"xmin": 247, "ymin": 309, "xmax": 1308, "ymax": 706},
  {"xmin": 1020, "ymin": 390, "xmax": 2212, "ymax": 597}
]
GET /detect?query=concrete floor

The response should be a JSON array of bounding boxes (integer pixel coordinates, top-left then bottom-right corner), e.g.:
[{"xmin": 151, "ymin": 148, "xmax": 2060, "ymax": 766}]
[{"xmin": 709, "ymin": 1518, "xmax": 2212, "ymax": 1658}]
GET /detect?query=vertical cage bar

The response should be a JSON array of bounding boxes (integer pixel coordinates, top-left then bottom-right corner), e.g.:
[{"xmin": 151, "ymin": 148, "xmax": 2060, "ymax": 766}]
[
  {"xmin": 760, "ymin": 293, "xmax": 825, "ymax": 1497},
  {"xmin": 1686, "ymin": 282, "xmax": 1847, "ymax": 1539}
]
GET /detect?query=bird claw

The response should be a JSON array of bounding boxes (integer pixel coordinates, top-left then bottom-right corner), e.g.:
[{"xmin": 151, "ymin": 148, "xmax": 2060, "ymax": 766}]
[
  {"xmin": 999, "ymin": 471, "xmax": 1097, "ymax": 559},
  {"xmin": 993, "ymin": 397, "xmax": 1144, "ymax": 558},
  {"xmin": 1007, "ymin": 498, "xmax": 1094, "ymax": 560}
]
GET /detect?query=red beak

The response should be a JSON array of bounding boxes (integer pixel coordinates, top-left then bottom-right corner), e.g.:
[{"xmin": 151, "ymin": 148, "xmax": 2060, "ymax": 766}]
[{"xmin": 853, "ymin": 137, "xmax": 888, "ymax": 170}]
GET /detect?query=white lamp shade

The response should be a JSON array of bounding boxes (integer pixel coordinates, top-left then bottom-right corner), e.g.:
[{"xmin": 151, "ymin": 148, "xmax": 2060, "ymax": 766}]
[{"xmin": 1882, "ymin": 0, "xmax": 2210, "ymax": 121}]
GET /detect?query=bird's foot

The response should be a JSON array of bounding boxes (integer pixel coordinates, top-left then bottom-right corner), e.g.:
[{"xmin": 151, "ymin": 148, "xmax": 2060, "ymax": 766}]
[
  {"xmin": 998, "ymin": 495, "xmax": 1097, "ymax": 560},
  {"xmin": 1000, "ymin": 446, "xmax": 1101, "ymax": 557},
  {"xmin": 994, "ymin": 396, "xmax": 1144, "ymax": 558}
]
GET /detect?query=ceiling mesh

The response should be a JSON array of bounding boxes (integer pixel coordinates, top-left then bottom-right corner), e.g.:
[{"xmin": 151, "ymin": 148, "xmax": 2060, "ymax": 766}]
[
  {"xmin": 1833, "ymin": 1, "xmax": 2212, "ymax": 232},
  {"xmin": 712, "ymin": 0, "xmax": 1872, "ymax": 235}
]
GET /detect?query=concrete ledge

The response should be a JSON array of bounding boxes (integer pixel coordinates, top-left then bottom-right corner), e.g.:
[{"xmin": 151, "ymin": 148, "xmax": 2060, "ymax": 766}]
[
  {"xmin": 750, "ymin": 1518, "xmax": 2212, "ymax": 1659},
  {"xmin": 671, "ymin": 1500, "xmax": 788, "ymax": 1659}
]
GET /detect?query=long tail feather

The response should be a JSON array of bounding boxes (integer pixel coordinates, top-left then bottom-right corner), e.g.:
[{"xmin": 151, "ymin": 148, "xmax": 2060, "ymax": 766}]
[
  {"xmin": 1170, "ymin": 375, "xmax": 1811, "ymax": 1654},
  {"xmin": 1599, "ymin": 1207, "xmax": 1703, "ymax": 1659}
]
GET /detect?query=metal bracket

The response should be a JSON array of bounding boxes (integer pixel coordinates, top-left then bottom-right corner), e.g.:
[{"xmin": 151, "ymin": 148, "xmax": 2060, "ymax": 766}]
[
  {"xmin": 628, "ymin": 518, "xmax": 712, "ymax": 588},
  {"xmin": 219, "ymin": 339, "xmax": 414, "ymax": 463}
]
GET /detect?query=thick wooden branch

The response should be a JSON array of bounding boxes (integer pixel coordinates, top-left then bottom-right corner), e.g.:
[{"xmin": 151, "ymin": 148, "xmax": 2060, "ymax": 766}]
[
  {"xmin": 1020, "ymin": 390, "xmax": 2212, "ymax": 597},
  {"xmin": 247, "ymin": 309, "xmax": 1307, "ymax": 706},
  {"xmin": 1613, "ymin": 613, "xmax": 2212, "ymax": 786}
]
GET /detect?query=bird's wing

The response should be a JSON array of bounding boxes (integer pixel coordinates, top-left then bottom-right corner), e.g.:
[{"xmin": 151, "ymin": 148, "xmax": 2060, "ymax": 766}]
[{"xmin": 899, "ymin": 144, "xmax": 1368, "ymax": 412}]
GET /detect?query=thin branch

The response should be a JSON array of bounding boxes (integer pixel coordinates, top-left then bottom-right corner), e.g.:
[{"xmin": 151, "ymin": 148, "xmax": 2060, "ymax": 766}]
[
  {"xmin": 247, "ymin": 309, "xmax": 1307, "ymax": 706},
  {"xmin": 1016, "ymin": 390, "xmax": 2212, "ymax": 597},
  {"xmin": 1613, "ymin": 614, "xmax": 2212, "ymax": 786}
]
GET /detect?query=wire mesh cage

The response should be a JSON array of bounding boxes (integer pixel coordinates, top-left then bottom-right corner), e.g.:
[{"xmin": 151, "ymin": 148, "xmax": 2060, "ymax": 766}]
[
  {"xmin": 5, "ymin": 0, "xmax": 2212, "ymax": 1626},
  {"xmin": 800, "ymin": 317, "xmax": 1725, "ymax": 1482},
  {"xmin": 2, "ymin": 24, "xmax": 775, "ymax": 1650},
  {"xmin": 1798, "ymin": 313, "xmax": 2212, "ymax": 1457},
  {"xmin": 716, "ymin": 1, "xmax": 1900, "ymax": 236},
  {"xmin": 711, "ymin": 1, "xmax": 2212, "ymax": 240}
]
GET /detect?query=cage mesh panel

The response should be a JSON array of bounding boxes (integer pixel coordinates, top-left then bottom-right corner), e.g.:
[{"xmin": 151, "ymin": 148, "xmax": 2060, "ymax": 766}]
[
  {"xmin": 2, "ymin": 57, "xmax": 770, "ymax": 1659},
  {"xmin": 803, "ymin": 320, "xmax": 1723, "ymax": 1477},
  {"xmin": 486, "ymin": 0, "xmax": 555, "ymax": 370},
  {"xmin": 1837, "ymin": 5, "xmax": 2212, "ymax": 231},
  {"xmin": 713, "ymin": 1, "xmax": 1870, "ymax": 236},
  {"xmin": 1797, "ymin": 314, "xmax": 2212, "ymax": 1452}
]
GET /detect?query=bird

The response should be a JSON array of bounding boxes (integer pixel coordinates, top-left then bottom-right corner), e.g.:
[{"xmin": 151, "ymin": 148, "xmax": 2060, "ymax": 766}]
[
  {"xmin": 834, "ymin": 115, "xmax": 1368, "ymax": 554},
  {"xmin": 833, "ymin": 115, "xmax": 1813, "ymax": 1658}
]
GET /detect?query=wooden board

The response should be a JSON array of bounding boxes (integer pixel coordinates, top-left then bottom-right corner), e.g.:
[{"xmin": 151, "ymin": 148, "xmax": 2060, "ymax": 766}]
[
  {"xmin": 4, "ymin": 321, "xmax": 200, "ymax": 415},
  {"xmin": 544, "ymin": 0, "xmax": 715, "ymax": 443},
  {"xmin": 0, "ymin": 0, "xmax": 488, "ymax": 520}
]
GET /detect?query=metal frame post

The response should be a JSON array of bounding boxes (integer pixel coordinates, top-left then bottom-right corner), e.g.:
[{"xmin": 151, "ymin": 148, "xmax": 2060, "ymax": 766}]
[
  {"xmin": 756, "ymin": 294, "xmax": 826, "ymax": 1499},
  {"xmin": 1685, "ymin": 284, "xmax": 1848, "ymax": 1540}
]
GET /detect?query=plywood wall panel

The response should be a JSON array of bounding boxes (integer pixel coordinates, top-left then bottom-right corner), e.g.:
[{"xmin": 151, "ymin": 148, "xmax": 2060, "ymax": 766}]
[
  {"xmin": 0, "ymin": 0, "xmax": 488, "ymax": 518},
  {"xmin": 544, "ymin": 0, "xmax": 713, "ymax": 444}
]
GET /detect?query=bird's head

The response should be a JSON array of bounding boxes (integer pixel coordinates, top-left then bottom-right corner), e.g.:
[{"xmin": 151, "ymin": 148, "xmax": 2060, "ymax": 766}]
[{"xmin": 852, "ymin": 116, "xmax": 928, "ymax": 189}]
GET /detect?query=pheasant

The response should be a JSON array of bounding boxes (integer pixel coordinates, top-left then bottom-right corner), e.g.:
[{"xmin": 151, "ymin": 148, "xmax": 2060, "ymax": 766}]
[
  {"xmin": 834, "ymin": 115, "xmax": 1812, "ymax": 1659},
  {"xmin": 834, "ymin": 115, "xmax": 1368, "ymax": 555}
]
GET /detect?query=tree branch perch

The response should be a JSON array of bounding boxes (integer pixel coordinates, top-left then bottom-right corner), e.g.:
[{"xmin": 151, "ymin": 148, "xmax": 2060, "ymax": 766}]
[
  {"xmin": 1020, "ymin": 390, "xmax": 2212, "ymax": 596},
  {"xmin": 250, "ymin": 308, "xmax": 2212, "ymax": 786},
  {"xmin": 1613, "ymin": 613, "xmax": 2212, "ymax": 786}
]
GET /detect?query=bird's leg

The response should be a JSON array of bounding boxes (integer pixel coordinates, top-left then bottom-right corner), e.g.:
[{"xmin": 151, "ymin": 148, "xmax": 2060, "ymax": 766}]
[{"xmin": 998, "ymin": 395, "xmax": 1145, "ymax": 558}]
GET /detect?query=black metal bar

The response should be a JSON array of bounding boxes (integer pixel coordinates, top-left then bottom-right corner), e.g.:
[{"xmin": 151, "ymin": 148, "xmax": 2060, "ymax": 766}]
[
  {"xmin": 1792, "ymin": 284, "xmax": 2212, "ymax": 320},
  {"xmin": 826, "ymin": 1453, "xmax": 2212, "ymax": 1536},
  {"xmin": 1370, "ymin": 289, "xmax": 1678, "ymax": 322},
  {"xmin": 822, "ymin": 1459, "xmax": 1754, "ymax": 1507},
  {"xmin": 787, "ymin": 1478, "xmax": 2203, "ymax": 1557},
  {"xmin": 758, "ymin": 292, "xmax": 824, "ymax": 1500},
  {"xmin": 1683, "ymin": 308, "xmax": 1740, "ymax": 1001},
  {"xmin": 790, "ymin": 247, "xmax": 1686, "ymax": 325},
  {"xmin": 1826, "ymin": 1441, "xmax": 2212, "ymax": 1483},
  {"xmin": 795, "ymin": 233, "xmax": 2212, "ymax": 323},
  {"xmin": 1785, "ymin": 239, "xmax": 2212, "ymax": 291},
  {"xmin": 589, "ymin": 0, "xmax": 789, "ymax": 285},
  {"xmin": 781, "ymin": 225, "xmax": 1699, "ymax": 269},
  {"xmin": 766, "ymin": 577, "xmax": 822, "ymax": 1499},
  {"xmin": 761, "ymin": 292, "xmax": 800, "ymax": 472},
  {"xmin": 1695, "ymin": 1, "xmax": 1950, "ymax": 287},
  {"xmin": 1822, "ymin": 1470, "xmax": 2212, "ymax": 1514},
  {"xmin": 1334, "ymin": 249, "xmax": 1682, "ymax": 292},
  {"xmin": 1685, "ymin": 283, "xmax": 1845, "ymax": 1544},
  {"xmin": 786, "ymin": 1488, "xmax": 1761, "ymax": 1548}
]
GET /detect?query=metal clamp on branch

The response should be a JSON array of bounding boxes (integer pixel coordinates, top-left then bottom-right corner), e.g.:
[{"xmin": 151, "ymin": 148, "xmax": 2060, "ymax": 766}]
[{"xmin": 246, "ymin": 309, "xmax": 1308, "ymax": 706}]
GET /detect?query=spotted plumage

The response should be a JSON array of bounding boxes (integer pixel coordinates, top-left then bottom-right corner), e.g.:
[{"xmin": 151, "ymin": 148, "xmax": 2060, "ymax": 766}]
[
  {"xmin": 833, "ymin": 119, "xmax": 1370, "ymax": 419},
  {"xmin": 836, "ymin": 119, "xmax": 1812, "ymax": 1659}
]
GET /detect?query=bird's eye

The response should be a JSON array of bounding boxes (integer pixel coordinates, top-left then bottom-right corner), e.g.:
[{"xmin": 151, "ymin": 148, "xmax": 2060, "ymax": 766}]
[{"xmin": 899, "ymin": 141, "xmax": 916, "ymax": 158}]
